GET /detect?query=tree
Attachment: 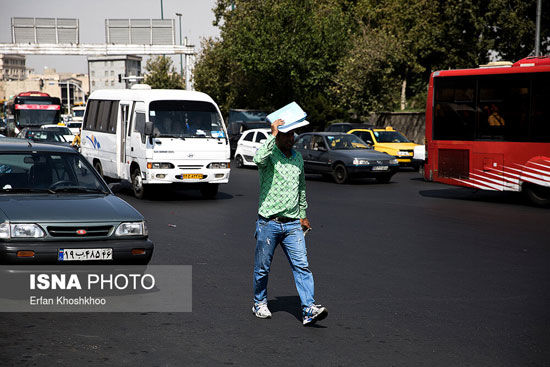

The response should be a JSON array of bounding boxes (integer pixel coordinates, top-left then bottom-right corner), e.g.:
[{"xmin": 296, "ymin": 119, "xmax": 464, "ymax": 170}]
[
  {"xmin": 143, "ymin": 56, "xmax": 185, "ymax": 89},
  {"xmin": 195, "ymin": 0, "xmax": 354, "ymax": 129}
]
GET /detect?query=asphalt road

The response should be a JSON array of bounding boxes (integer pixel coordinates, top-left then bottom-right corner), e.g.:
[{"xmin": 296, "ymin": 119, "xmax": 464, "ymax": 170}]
[{"xmin": 1, "ymin": 168, "xmax": 549, "ymax": 366}]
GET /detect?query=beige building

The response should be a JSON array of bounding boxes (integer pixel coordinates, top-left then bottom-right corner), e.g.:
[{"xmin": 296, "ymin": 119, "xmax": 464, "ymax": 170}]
[
  {"xmin": 0, "ymin": 68, "xmax": 88, "ymax": 110},
  {"xmin": 0, "ymin": 54, "xmax": 27, "ymax": 81}
]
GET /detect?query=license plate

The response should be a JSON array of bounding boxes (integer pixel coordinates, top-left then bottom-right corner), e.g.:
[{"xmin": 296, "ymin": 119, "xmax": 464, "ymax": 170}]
[
  {"xmin": 372, "ymin": 166, "xmax": 389, "ymax": 171},
  {"xmin": 180, "ymin": 174, "xmax": 204, "ymax": 179},
  {"xmin": 59, "ymin": 248, "xmax": 113, "ymax": 261}
]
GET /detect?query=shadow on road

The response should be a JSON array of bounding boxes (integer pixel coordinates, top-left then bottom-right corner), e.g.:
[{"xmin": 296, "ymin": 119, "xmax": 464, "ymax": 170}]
[
  {"xmin": 109, "ymin": 182, "xmax": 234, "ymax": 201},
  {"xmin": 268, "ymin": 296, "xmax": 328, "ymax": 328},
  {"xmin": 419, "ymin": 187, "xmax": 533, "ymax": 207},
  {"xmin": 268, "ymin": 295, "xmax": 302, "ymax": 321}
]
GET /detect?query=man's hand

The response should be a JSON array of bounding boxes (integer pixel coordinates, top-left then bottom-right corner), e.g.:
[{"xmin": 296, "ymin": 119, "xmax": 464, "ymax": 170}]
[
  {"xmin": 300, "ymin": 218, "xmax": 312, "ymax": 231},
  {"xmin": 271, "ymin": 119, "xmax": 285, "ymax": 137}
]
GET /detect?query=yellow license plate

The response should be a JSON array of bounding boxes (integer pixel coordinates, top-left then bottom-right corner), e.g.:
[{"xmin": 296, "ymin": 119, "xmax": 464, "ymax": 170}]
[{"xmin": 180, "ymin": 174, "xmax": 203, "ymax": 179}]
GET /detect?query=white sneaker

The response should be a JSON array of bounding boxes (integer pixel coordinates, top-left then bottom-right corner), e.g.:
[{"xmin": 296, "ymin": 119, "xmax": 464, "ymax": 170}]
[
  {"xmin": 302, "ymin": 304, "xmax": 328, "ymax": 326},
  {"xmin": 252, "ymin": 303, "xmax": 272, "ymax": 319}
]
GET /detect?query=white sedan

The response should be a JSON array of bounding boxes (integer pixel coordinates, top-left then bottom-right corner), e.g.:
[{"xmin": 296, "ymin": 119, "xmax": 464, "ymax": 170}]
[
  {"xmin": 41, "ymin": 124, "xmax": 74, "ymax": 142},
  {"xmin": 234, "ymin": 128, "xmax": 271, "ymax": 168}
]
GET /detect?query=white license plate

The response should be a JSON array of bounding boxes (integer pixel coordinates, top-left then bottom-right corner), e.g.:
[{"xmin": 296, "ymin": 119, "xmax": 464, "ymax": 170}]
[
  {"xmin": 372, "ymin": 166, "xmax": 389, "ymax": 171},
  {"xmin": 59, "ymin": 248, "xmax": 113, "ymax": 261}
]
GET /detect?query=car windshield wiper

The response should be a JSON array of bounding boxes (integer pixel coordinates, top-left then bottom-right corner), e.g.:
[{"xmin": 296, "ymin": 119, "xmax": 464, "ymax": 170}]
[
  {"xmin": 51, "ymin": 187, "xmax": 109, "ymax": 194},
  {"xmin": 0, "ymin": 187, "xmax": 55, "ymax": 194}
]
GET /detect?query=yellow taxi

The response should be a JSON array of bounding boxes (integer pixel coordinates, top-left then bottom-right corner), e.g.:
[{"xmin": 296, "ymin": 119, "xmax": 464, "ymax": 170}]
[{"xmin": 347, "ymin": 127, "xmax": 420, "ymax": 169}]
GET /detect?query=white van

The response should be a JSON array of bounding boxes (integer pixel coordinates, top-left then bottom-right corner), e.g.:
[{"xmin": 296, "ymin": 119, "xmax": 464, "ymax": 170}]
[
  {"xmin": 80, "ymin": 86, "xmax": 230, "ymax": 199},
  {"xmin": 68, "ymin": 106, "xmax": 86, "ymax": 134}
]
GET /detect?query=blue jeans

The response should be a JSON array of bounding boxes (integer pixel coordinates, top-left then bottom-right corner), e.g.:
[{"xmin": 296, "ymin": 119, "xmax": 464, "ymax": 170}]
[{"xmin": 253, "ymin": 217, "xmax": 315, "ymax": 310}]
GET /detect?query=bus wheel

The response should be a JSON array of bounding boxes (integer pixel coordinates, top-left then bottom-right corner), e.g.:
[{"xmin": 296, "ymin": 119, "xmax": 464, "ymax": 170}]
[
  {"xmin": 131, "ymin": 168, "xmax": 146, "ymax": 199},
  {"xmin": 94, "ymin": 161, "xmax": 103, "ymax": 177},
  {"xmin": 332, "ymin": 164, "xmax": 348, "ymax": 184},
  {"xmin": 200, "ymin": 183, "xmax": 219, "ymax": 199},
  {"xmin": 235, "ymin": 155, "xmax": 244, "ymax": 168},
  {"xmin": 525, "ymin": 184, "xmax": 550, "ymax": 207}
]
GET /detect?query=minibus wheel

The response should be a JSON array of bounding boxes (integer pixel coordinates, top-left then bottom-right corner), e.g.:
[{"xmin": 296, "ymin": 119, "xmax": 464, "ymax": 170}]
[{"xmin": 132, "ymin": 168, "xmax": 146, "ymax": 199}]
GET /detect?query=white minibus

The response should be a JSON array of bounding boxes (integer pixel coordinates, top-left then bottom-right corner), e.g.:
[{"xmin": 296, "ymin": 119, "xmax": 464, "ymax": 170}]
[{"xmin": 80, "ymin": 85, "xmax": 230, "ymax": 199}]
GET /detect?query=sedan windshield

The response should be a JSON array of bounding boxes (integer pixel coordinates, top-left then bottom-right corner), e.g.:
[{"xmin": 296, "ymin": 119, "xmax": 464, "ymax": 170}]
[
  {"xmin": 149, "ymin": 100, "xmax": 225, "ymax": 138},
  {"xmin": 325, "ymin": 134, "xmax": 370, "ymax": 150},
  {"xmin": 373, "ymin": 131, "xmax": 410, "ymax": 143},
  {"xmin": 26, "ymin": 130, "xmax": 68, "ymax": 143},
  {"xmin": 0, "ymin": 152, "xmax": 109, "ymax": 193}
]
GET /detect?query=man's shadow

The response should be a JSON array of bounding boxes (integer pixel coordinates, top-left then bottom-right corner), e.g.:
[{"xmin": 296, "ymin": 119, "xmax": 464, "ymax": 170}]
[{"xmin": 268, "ymin": 295, "xmax": 327, "ymax": 328}]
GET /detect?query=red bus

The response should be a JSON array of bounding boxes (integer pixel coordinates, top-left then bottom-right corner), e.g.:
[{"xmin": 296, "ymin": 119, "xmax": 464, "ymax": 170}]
[
  {"xmin": 5, "ymin": 91, "xmax": 61, "ymax": 137},
  {"xmin": 424, "ymin": 56, "xmax": 550, "ymax": 206}
]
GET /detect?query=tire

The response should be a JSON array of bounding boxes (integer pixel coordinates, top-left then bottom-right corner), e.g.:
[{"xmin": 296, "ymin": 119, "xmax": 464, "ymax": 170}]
[
  {"xmin": 94, "ymin": 160, "xmax": 103, "ymax": 177},
  {"xmin": 332, "ymin": 164, "xmax": 348, "ymax": 184},
  {"xmin": 375, "ymin": 173, "xmax": 392, "ymax": 184},
  {"xmin": 235, "ymin": 155, "xmax": 244, "ymax": 168},
  {"xmin": 200, "ymin": 183, "xmax": 219, "ymax": 199},
  {"xmin": 131, "ymin": 167, "xmax": 147, "ymax": 199},
  {"xmin": 525, "ymin": 184, "xmax": 550, "ymax": 207}
]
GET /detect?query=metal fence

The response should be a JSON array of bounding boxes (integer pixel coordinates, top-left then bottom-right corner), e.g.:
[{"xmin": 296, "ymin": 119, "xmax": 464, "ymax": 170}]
[{"xmin": 12, "ymin": 17, "xmax": 79, "ymax": 44}]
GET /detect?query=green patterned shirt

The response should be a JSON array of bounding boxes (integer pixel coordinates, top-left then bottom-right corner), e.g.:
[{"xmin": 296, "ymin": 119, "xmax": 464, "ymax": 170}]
[{"xmin": 254, "ymin": 135, "xmax": 307, "ymax": 219}]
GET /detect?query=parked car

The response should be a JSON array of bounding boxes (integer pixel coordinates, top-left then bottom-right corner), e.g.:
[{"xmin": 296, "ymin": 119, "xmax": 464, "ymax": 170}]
[
  {"xmin": 17, "ymin": 127, "xmax": 70, "ymax": 146},
  {"xmin": 0, "ymin": 138, "xmax": 153, "ymax": 264},
  {"xmin": 40, "ymin": 124, "xmax": 74, "ymax": 141},
  {"xmin": 294, "ymin": 132, "xmax": 399, "ymax": 184},
  {"xmin": 347, "ymin": 126, "xmax": 421, "ymax": 170},
  {"xmin": 234, "ymin": 128, "xmax": 271, "ymax": 168},
  {"xmin": 325, "ymin": 122, "xmax": 373, "ymax": 133}
]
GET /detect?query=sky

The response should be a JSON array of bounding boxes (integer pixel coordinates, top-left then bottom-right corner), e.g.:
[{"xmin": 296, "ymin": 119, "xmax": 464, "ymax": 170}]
[{"xmin": 0, "ymin": 0, "xmax": 220, "ymax": 74}]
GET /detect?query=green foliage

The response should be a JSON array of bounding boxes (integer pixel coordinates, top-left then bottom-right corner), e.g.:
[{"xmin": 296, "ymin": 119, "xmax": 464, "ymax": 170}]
[
  {"xmin": 196, "ymin": 0, "xmax": 549, "ymax": 118},
  {"xmin": 143, "ymin": 56, "xmax": 185, "ymax": 90}
]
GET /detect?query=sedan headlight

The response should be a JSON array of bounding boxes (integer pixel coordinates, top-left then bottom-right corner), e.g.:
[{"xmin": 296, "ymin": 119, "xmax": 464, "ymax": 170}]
[
  {"xmin": 390, "ymin": 159, "xmax": 399, "ymax": 165},
  {"xmin": 208, "ymin": 162, "xmax": 230, "ymax": 169},
  {"xmin": 353, "ymin": 158, "xmax": 370, "ymax": 166},
  {"xmin": 2, "ymin": 223, "xmax": 46, "ymax": 238},
  {"xmin": 0, "ymin": 222, "xmax": 9, "ymax": 239},
  {"xmin": 115, "ymin": 221, "xmax": 147, "ymax": 236}
]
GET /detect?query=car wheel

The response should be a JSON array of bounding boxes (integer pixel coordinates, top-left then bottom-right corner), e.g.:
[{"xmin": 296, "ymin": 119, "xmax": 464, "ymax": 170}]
[
  {"xmin": 131, "ymin": 167, "xmax": 147, "ymax": 199},
  {"xmin": 525, "ymin": 184, "xmax": 550, "ymax": 207},
  {"xmin": 332, "ymin": 164, "xmax": 348, "ymax": 184},
  {"xmin": 376, "ymin": 173, "xmax": 392, "ymax": 184},
  {"xmin": 200, "ymin": 183, "xmax": 219, "ymax": 199},
  {"xmin": 235, "ymin": 155, "xmax": 244, "ymax": 168}
]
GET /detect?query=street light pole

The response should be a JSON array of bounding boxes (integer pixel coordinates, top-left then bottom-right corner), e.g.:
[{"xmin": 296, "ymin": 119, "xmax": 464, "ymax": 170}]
[
  {"xmin": 160, "ymin": 0, "xmax": 164, "ymax": 19},
  {"xmin": 176, "ymin": 13, "xmax": 183, "ymax": 79}
]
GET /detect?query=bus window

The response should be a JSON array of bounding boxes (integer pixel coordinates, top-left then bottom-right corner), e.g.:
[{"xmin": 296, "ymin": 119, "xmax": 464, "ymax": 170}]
[
  {"xmin": 478, "ymin": 75, "xmax": 529, "ymax": 141},
  {"xmin": 84, "ymin": 100, "xmax": 99, "ymax": 131},
  {"xmin": 433, "ymin": 77, "xmax": 476, "ymax": 141},
  {"xmin": 532, "ymin": 74, "xmax": 550, "ymax": 142},
  {"xmin": 107, "ymin": 101, "xmax": 119, "ymax": 134}
]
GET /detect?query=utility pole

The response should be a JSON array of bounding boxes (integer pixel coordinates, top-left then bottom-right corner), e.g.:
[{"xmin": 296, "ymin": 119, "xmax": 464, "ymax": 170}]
[
  {"xmin": 66, "ymin": 82, "xmax": 71, "ymax": 116},
  {"xmin": 160, "ymin": 0, "xmax": 164, "ymax": 19},
  {"xmin": 176, "ymin": 13, "xmax": 183, "ymax": 78},
  {"xmin": 535, "ymin": 0, "xmax": 541, "ymax": 56}
]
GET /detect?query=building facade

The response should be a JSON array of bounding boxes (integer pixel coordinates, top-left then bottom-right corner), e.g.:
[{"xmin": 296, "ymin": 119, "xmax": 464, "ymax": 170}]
[
  {"xmin": 88, "ymin": 55, "xmax": 142, "ymax": 92},
  {"xmin": 0, "ymin": 54, "xmax": 27, "ymax": 81},
  {"xmin": 0, "ymin": 68, "xmax": 89, "ymax": 112}
]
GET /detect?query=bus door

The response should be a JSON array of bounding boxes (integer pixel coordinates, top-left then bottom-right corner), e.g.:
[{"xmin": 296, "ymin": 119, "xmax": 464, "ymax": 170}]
[
  {"xmin": 473, "ymin": 152, "xmax": 504, "ymax": 190},
  {"xmin": 118, "ymin": 101, "xmax": 131, "ymax": 179},
  {"xmin": 127, "ymin": 102, "xmax": 147, "ymax": 177}
]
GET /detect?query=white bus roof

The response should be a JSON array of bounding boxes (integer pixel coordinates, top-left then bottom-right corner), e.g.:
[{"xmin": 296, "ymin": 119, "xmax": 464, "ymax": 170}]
[{"xmin": 88, "ymin": 89, "xmax": 217, "ymax": 105}]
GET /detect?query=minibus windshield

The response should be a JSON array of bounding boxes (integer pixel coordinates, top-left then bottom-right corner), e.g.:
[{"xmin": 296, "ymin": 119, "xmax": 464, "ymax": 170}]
[{"xmin": 149, "ymin": 100, "xmax": 225, "ymax": 138}]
